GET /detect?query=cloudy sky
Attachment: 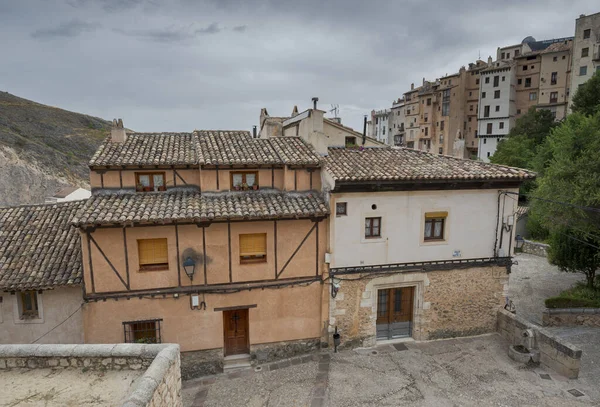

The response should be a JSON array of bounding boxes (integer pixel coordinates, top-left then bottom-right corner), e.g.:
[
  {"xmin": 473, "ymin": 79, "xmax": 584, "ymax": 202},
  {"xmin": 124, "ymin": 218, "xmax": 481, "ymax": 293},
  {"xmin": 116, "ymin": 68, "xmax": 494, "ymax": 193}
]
[{"xmin": 1, "ymin": 0, "xmax": 598, "ymax": 133}]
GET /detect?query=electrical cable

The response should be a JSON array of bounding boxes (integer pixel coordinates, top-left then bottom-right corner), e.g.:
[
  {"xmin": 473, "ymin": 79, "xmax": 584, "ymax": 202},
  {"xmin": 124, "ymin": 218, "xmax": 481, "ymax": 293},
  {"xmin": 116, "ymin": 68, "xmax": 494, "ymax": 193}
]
[
  {"xmin": 502, "ymin": 191, "xmax": 600, "ymax": 214},
  {"xmin": 30, "ymin": 302, "xmax": 84, "ymax": 344}
]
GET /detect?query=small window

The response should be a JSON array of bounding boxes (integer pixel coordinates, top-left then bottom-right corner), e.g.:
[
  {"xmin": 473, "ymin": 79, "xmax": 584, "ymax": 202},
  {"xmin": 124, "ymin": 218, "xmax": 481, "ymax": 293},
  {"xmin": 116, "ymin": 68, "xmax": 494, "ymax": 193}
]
[
  {"xmin": 523, "ymin": 65, "xmax": 528, "ymax": 71},
  {"xmin": 553, "ymin": 56, "xmax": 557, "ymax": 62},
  {"xmin": 239, "ymin": 233, "xmax": 267, "ymax": 263},
  {"xmin": 518, "ymin": 79, "xmax": 522, "ymax": 85},
  {"xmin": 517, "ymin": 109, "xmax": 522, "ymax": 114},
  {"xmin": 336, "ymin": 202, "xmax": 347, "ymax": 216},
  {"xmin": 514, "ymin": 50, "xmax": 520, "ymax": 57},
  {"xmin": 365, "ymin": 217, "xmax": 381, "ymax": 238},
  {"xmin": 494, "ymin": 90, "xmax": 500, "ymax": 99},
  {"xmin": 136, "ymin": 172, "xmax": 165, "ymax": 192},
  {"xmin": 424, "ymin": 212, "xmax": 447, "ymax": 241},
  {"xmin": 529, "ymin": 92, "xmax": 537, "ymax": 101},
  {"xmin": 470, "ymin": 105, "xmax": 473, "ymax": 111},
  {"xmin": 583, "ymin": 29, "xmax": 590, "ymax": 39},
  {"xmin": 231, "ymin": 171, "xmax": 258, "ymax": 191},
  {"xmin": 550, "ymin": 92, "xmax": 558, "ymax": 103},
  {"xmin": 493, "ymin": 76, "xmax": 499, "ymax": 87},
  {"xmin": 438, "ymin": 147, "xmax": 443, "ymax": 154},
  {"xmin": 582, "ymin": 48, "xmax": 589, "ymax": 58},
  {"xmin": 345, "ymin": 136, "xmax": 356, "ymax": 147},
  {"xmin": 19, "ymin": 291, "xmax": 39, "ymax": 319},
  {"xmin": 501, "ymin": 52, "xmax": 505, "ymax": 59},
  {"xmin": 485, "ymin": 77, "xmax": 490, "ymax": 84},
  {"xmin": 495, "ymin": 106, "xmax": 500, "ymax": 112},
  {"xmin": 484, "ymin": 106, "xmax": 490, "ymax": 118},
  {"xmin": 525, "ymin": 78, "xmax": 532, "ymax": 88},
  {"xmin": 579, "ymin": 66, "xmax": 587, "ymax": 76},
  {"xmin": 476, "ymin": 79, "xmax": 480, "ymax": 85},
  {"xmin": 484, "ymin": 138, "xmax": 487, "ymax": 144},
  {"xmin": 138, "ymin": 238, "xmax": 169, "ymax": 271},
  {"xmin": 499, "ymin": 122, "xmax": 504, "ymax": 129},
  {"xmin": 440, "ymin": 121, "xmax": 445, "ymax": 130},
  {"xmin": 427, "ymin": 98, "xmax": 432, "ymax": 106},
  {"xmin": 487, "ymin": 152, "xmax": 491, "ymax": 157},
  {"xmin": 482, "ymin": 92, "xmax": 486, "ymax": 98},
  {"xmin": 551, "ymin": 72, "xmax": 558, "ymax": 85},
  {"xmin": 487, "ymin": 123, "xmax": 493, "ymax": 134},
  {"xmin": 123, "ymin": 319, "xmax": 162, "ymax": 344},
  {"xmin": 502, "ymin": 76, "xmax": 506, "ymax": 81}
]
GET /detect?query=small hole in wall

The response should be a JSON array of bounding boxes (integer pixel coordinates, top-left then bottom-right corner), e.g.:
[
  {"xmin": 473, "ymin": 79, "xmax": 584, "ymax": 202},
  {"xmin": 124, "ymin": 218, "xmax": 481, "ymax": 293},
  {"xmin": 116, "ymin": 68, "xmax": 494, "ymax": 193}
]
[{"xmin": 371, "ymin": 204, "xmax": 377, "ymax": 210}]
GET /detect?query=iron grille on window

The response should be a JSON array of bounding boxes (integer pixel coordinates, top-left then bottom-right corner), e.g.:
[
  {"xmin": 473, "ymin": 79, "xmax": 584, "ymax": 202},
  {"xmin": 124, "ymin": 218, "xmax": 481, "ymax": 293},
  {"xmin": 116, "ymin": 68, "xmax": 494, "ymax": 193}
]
[{"xmin": 123, "ymin": 319, "xmax": 162, "ymax": 344}]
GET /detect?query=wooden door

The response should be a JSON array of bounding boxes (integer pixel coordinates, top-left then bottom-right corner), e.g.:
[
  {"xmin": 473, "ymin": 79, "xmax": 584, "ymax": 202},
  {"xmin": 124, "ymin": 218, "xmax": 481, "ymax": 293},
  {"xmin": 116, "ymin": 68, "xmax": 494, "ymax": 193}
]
[
  {"xmin": 223, "ymin": 309, "xmax": 249, "ymax": 356},
  {"xmin": 376, "ymin": 287, "xmax": 414, "ymax": 340}
]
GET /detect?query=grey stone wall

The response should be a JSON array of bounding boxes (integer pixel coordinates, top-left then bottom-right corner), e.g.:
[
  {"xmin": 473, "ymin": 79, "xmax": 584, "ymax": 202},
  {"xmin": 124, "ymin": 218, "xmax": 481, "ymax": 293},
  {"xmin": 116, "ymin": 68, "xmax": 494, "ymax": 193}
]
[
  {"xmin": 0, "ymin": 343, "xmax": 182, "ymax": 407},
  {"xmin": 522, "ymin": 240, "xmax": 549, "ymax": 257},
  {"xmin": 497, "ymin": 308, "xmax": 582, "ymax": 378},
  {"xmin": 542, "ymin": 308, "xmax": 600, "ymax": 327},
  {"xmin": 251, "ymin": 338, "xmax": 321, "ymax": 364}
]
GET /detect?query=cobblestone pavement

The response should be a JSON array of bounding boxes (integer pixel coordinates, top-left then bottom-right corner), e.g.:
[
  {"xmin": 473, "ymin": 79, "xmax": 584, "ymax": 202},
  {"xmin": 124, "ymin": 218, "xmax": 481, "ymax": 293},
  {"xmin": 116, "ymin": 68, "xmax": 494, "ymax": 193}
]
[
  {"xmin": 508, "ymin": 252, "xmax": 582, "ymax": 325},
  {"xmin": 182, "ymin": 334, "xmax": 598, "ymax": 407}
]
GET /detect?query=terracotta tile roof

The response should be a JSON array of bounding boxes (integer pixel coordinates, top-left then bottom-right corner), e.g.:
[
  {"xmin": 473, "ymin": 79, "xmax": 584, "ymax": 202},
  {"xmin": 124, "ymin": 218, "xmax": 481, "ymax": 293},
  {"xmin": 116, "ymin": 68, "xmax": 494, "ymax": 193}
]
[
  {"xmin": 268, "ymin": 137, "xmax": 321, "ymax": 165},
  {"xmin": 89, "ymin": 132, "xmax": 197, "ymax": 167},
  {"xmin": 0, "ymin": 201, "xmax": 83, "ymax": 290},
  {"xmin": 72, "ymin": 190, "xmax": 329, "ymax": 226},
  {"xmin": 324, "ymin": 147, "xmax": 536, "ymax": 183}
]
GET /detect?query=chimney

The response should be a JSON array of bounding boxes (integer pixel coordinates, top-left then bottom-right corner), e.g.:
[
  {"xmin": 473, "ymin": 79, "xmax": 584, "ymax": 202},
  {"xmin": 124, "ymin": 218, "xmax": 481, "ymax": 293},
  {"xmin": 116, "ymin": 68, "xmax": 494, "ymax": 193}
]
[
  {"xmin": 422, "ymin": 77, "xmax": 425, "ymax": 85},
  {"xmin": 362, "ymin": 115, "xmax": 367, "ymax": 145},
  {"xmin": 111, "ymin": 118, "xmax": 127, "ymax": 143},
  {"xmin": 488, "ymin": 56, "xmax": 492, "ymax": 64},
  {"xmin": 312, "ymin": 97, "xmax": 319, "ymax": 110},
  {"xmin": 411, "ymin": 83, "xmax": 414, "ymax": 90},
  {"xmin": 252, "ymin": 125, "xmax": 257, "ymax": 138}
]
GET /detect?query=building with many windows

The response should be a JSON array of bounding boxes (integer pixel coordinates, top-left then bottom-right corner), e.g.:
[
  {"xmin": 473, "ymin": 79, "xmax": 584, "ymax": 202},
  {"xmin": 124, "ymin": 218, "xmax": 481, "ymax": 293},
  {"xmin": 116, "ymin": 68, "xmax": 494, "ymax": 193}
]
[
  {"xmin": 371, "ymin": 109, "xmax": 391, "ymax": 144},
  {"xmin": 569, "ymin": 12, "xmax": 600, "ymax": 109},
  {"xmin": 389, "ymin": 98, "xmax": 405, "ymax": 146}
]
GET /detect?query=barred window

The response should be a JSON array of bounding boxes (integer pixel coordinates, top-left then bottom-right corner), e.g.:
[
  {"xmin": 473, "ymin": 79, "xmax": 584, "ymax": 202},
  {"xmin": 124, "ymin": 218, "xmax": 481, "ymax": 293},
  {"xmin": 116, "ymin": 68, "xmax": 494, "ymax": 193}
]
[{"xmin": 123, "ymin": 319, "xmax": 162, "ymax": 344}]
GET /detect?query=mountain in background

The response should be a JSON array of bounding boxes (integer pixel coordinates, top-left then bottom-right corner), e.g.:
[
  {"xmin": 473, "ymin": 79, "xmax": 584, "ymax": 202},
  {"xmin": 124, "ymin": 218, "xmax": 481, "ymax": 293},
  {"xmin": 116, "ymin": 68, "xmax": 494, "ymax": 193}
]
[{"xmin": 0, "ymin": 91, "xmax": 113, "ymax": 206}]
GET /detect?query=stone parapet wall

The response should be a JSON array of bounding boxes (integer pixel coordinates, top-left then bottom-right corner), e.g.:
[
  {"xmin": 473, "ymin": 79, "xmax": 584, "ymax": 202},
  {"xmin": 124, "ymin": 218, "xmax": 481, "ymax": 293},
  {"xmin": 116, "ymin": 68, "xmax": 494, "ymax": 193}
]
[
  {"xmin": 497, "ymin": 308, "xmax": 581, "ymax": 379},
  {"xmin": 522, "ymin": 240, "xmax": 549, "ymax": 257},
  {"xmin": 542, "ymin": 308, "xmax": 600, "ymax": 327},
  {"xmin": 0, "ymin": 343, "xmax": 182, "ymax": 407},
  {"xmin": 329, "ymin": 265, "xmax": 509, "ymax": 348}
]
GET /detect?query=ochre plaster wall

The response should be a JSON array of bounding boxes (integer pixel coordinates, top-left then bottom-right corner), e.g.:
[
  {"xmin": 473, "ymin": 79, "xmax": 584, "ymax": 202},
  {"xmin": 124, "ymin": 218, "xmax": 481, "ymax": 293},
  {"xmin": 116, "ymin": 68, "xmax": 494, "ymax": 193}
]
[
  {"xmin": 83, "ymin": 283, "xmax": 324, "ymax": 352},
  {"xmin": 90, "ymin": 169, "xmax": 201, "ymax": 189}
]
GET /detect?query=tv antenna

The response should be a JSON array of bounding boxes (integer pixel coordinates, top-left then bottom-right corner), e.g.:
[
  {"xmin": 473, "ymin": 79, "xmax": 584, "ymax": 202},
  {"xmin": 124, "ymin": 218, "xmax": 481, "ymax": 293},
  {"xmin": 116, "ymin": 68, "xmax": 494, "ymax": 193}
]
[{"xmin": 329, "ymin": 104, "xmax": 339, "ymax": 118}]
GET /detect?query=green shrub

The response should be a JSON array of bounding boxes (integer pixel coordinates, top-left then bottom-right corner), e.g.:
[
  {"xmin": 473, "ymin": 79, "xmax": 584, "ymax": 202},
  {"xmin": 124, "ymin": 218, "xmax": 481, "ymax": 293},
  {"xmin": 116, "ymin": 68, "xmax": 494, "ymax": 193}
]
[{"xmin": 545, "ymin": 283, "xmax": 600, "ymax": 308}]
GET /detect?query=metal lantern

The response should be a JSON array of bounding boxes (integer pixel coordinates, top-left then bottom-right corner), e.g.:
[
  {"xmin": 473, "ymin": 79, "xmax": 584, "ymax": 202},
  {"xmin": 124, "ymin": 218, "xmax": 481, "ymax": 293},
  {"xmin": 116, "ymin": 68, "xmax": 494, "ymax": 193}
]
[
  {"xmin": 183, "ymin": 257, "xmax": 196, "ymax": 281},
  {"xmin": 515, "ymin": 234, "xmax": 525, "ymax": 251}
]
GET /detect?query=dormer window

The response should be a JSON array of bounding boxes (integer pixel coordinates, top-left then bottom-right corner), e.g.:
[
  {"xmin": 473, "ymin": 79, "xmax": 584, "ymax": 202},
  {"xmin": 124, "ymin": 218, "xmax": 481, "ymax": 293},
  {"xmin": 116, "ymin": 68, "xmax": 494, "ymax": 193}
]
[
  {"xmin": 136, "ymin": 172, "xmax": 166, "ymax": 192},
  {"xmin": 231, "ymin": 171, "xmax": 258, "ymax": 191}
]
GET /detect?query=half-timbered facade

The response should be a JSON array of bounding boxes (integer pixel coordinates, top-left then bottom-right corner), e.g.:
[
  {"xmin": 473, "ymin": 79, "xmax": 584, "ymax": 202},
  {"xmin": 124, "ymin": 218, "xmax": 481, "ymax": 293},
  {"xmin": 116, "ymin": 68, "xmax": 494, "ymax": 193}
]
[
  {"xmin": 73, "ymin": 121, "xmax": 329, "ymax": 374},
  {"xmin": 321, "ymin": 147, "xmax": 535, "ymax": 347}
]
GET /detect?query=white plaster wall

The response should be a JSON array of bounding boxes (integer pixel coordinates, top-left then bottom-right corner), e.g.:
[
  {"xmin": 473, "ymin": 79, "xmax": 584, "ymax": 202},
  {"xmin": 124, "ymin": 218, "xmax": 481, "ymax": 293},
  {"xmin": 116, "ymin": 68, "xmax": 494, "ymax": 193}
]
[
  {"xmin": 0, "ymin": 286, "xmax": 84, "ymax": 344},
  {"xmin": 329, "ymin": 189, "xmax": 517, "ymax": 269},
  {"xmin": 478, "ymin": 137, "xmax": 501, "ymax": 162},
  {"xmin": 569, "ymin": 13, "xmax": 600, "ymax": 109}
]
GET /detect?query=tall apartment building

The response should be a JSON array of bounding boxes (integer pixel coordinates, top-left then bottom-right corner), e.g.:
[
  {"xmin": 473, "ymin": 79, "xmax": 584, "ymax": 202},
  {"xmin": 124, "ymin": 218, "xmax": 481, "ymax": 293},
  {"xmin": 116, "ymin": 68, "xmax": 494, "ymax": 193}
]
[
  {"xmin": 464, "ymin": 60, "xmax": 489, "ymax": 157},
  {"xmin": 404, "ymin": 84, "xmax": 420, "ymax": 149},
  {"xmin": 569, "ymin": 12, "xmax": 600, "ymax": 109},
  {"xmin": 389, "ymin": 98, "xmax": 405, "ymax": 146},
  {"xmin": 477, "ymin": 60, "xmax": 516, "ymax": 162},
  {"xmin": 371, "ymin": 109, "xmax": 391, "ymax": 143}
]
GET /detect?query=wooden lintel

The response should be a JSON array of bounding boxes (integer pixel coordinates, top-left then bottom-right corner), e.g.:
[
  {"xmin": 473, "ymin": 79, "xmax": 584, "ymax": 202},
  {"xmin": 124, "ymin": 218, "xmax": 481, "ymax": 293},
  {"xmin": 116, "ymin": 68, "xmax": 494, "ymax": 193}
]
[{"xmin": 213, "ymin": 304, "xmax": 257, "ymax": 312}]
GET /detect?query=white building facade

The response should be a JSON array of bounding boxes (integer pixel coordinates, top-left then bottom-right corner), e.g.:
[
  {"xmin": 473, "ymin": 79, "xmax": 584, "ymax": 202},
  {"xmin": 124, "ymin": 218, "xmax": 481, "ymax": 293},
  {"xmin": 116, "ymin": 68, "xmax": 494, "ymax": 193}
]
[
  {"xmin": 388, "ymin": 99, "xmax": 405, "ymax": 146},
  {"xmin": 568, "ymin": 12, "xmax": 600, "ymax": 109},
  {"xmin": 371, "ymin": 109, "xmax": 391, "ymax": 144},
  {"xmin": 477, "ymin": 61, "xmax": 516, "ymax": 162}
]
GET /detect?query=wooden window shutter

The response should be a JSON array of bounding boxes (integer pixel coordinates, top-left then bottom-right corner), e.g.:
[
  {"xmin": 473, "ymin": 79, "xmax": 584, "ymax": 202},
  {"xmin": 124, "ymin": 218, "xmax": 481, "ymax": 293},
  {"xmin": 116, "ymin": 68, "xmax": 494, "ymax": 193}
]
[
  {"xmin": 239, "ymin": 234, "xmax": 266, "ymax": 256},
  {"xmin": 138, "ymin": 238, "xmax": 168, "ymax": 265},
  {"xmin": 425, "ymin": 211, "xmax": 448, "ymax": 219}
]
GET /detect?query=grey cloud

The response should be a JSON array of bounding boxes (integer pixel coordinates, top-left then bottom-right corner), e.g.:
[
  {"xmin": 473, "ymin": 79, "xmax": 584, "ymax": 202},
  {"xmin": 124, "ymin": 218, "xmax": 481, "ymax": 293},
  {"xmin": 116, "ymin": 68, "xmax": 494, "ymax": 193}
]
[
  {"xmin": 67, "ymin": 0, "xmax": 150, "ymax": 12},
  {"xmin": 232, "ymin": 25, "xmax": 247, "ymax": 33},
  {"xmin": 31, "ymin": 19, "xmax": 101, "ymax": 39},
  {"xmin": 113, "ymin": 26, "xmax": 196, "ymax": 42},
  {"xmin": 195, "ymin": 23, "xmax": 221, "ymax": 35}
]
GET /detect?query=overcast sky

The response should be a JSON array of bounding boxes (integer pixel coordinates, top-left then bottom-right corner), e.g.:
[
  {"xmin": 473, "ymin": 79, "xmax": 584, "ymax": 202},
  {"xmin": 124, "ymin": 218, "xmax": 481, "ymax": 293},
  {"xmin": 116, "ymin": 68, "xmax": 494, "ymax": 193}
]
[{"xmin": 1, "ymin": 0, "xmax": 598, "ymax": 133}]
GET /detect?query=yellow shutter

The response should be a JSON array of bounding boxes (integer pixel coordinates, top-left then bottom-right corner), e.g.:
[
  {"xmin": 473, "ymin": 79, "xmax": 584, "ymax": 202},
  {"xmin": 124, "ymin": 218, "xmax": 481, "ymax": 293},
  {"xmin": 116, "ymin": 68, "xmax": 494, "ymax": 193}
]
[
  {"xmin": 425, "ymin": 211, "xmax": 448, "ymax": 219},
  {"xmin": 239, "ymin": 233, "xmax": 266, "ymax": 256},
  {"xmin": 138, "ymin": 238, "xmax": 168, "ymax": 265}
]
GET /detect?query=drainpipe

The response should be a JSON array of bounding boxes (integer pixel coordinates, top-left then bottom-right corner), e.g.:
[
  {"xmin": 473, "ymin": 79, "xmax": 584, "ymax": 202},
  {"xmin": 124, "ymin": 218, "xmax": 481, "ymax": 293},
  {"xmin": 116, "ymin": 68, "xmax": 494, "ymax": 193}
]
[{"xmin": 362, "ymin": 115, "xmax": 367, "ymax": 145}]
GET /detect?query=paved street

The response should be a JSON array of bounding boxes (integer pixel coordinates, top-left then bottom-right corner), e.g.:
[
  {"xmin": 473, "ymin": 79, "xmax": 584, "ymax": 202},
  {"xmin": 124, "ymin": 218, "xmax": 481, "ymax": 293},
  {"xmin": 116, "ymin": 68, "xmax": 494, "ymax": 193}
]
[{"xmin": 183, "ymin": 334, "xmax": 599, "ymax": 407}]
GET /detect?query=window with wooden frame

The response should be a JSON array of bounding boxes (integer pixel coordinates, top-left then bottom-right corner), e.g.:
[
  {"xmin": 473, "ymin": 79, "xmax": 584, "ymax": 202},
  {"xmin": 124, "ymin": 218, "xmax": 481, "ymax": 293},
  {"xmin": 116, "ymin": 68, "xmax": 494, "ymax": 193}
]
[
  {"xmin": 345, "ymin": 136, "xmax": 356, "ymax": 147},
  {"xmin": 336, "ymin": 202, "xmax": 347, "ymax": 216},
  {"xmin": 424, "ymin": 212, "xmax": 447, "ymax": 241},
  {"xmin": 135, "ymin": 172, "xmax": 166, "ymax": 192},
  {"xmin": 138, "ymin": 238, "xmax": 169, "ymax": 271},
  {"xmin": 239, "ymin": 233, "xmax": 267, "ymax": 264},
  {"xmin": 365, "ymin": 217, "xmax": 381, "ymax": 238},
  {"xmin": 19, "ymin": 291, "xmax": 39, "ymax": 319},
  {"xmin": 123, "ymin": 319, "xmax": 162, "ymax": 344},
  {"xmin": 231, "ymin": 171, "xmax": 258, "ymax": 191}
]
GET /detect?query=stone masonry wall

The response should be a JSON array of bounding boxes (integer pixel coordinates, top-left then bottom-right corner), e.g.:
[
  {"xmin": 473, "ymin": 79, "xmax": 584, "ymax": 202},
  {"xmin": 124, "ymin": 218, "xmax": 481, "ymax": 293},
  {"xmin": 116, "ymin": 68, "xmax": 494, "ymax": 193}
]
[
  {"xmin": 329, "ymin": 265, "xmax": 509, "ymax": 348},
  {"xmin": 542, "ymin": 308, "xmax": 600, "ymax": 327},
  {"xmin": 0, "ymin": 344, "xmax": 182, "ymax": 407},
  {"xmin": 522, "ymin": 240, "xmax": 549, "ymax": 257},
  {"xmin": 497, "ymin": 308, "xmax": 581, "ymax": 379}
]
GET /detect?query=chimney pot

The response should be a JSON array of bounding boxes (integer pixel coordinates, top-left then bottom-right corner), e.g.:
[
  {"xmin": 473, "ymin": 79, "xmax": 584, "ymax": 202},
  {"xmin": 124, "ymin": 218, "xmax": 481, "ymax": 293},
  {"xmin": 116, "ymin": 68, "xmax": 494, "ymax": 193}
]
[
  {"xmin": 488, "ymin": 56, "xmax": 493, "ymax": 64},
  {"xmin": 411, "ymin": 83, "xmax": 414, "ymax": 90},
  {"xmin": 252, "ymin": 125, "xmax": 257, "ymax": 138},
  {"xmin": 110, "ymin": 118, "xmax": 127, "ymax": 143},
  {"xmin": 312, "ymin": 97, "xmax": 319, "ymax": 110}
]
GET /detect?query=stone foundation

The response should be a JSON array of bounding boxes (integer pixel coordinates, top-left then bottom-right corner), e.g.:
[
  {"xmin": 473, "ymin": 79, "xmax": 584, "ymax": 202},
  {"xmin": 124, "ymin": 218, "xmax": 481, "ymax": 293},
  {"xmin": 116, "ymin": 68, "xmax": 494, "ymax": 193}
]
[
  {"xmin": 180, "ymin": 348, "xmax": 223, "ymax": 380},
  {"xmin": 497, "ymin": 308, "xmax": 581, "ymax": 379},
  {"xmin": 542, "ymin": 308, "xmax": 600, "ymax": 327},
  {"xmin": 522, "ymin": 240, "xmax": 549, "ymax": 257},
  {"xmin": 329, "ymin": 265, "xmax": 509, "ymax": 348}
]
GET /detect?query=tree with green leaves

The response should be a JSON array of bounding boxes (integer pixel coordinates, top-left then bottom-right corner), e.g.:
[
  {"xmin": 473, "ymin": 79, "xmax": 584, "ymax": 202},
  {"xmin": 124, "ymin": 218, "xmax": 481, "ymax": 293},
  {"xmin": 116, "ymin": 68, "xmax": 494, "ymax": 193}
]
[
  {"xmin": 529, "ymin": 112, "xmax": 600, "ymax": 288},
  {"xmin": 571, "ymin": 70, "xmax": 600, "ymax": 117}
]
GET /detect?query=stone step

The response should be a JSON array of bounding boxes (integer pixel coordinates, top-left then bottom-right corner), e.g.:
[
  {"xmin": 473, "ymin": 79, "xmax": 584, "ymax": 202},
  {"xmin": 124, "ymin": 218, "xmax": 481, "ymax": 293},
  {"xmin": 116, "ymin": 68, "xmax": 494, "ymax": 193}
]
[{"xmin": 223, "ymin": 354, "xmax": 251, "ymax": 373}]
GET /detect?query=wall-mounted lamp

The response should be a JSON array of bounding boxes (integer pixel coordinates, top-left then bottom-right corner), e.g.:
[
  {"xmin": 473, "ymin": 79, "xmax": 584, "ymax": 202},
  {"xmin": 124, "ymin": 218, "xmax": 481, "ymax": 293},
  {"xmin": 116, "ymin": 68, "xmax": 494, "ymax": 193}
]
[
  {"xmin": 331, "ymin": 277, "xmax": 341, "ymax": 298},
  {"xmin": 183, "ymin": 257, "xmax": 196, "ymax": 281}
]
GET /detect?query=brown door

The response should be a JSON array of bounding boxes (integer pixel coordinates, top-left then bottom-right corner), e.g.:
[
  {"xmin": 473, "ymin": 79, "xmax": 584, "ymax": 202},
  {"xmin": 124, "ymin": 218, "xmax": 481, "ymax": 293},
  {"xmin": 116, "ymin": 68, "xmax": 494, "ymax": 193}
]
[
  {"xmin": 223, "ymin": 309, "xmax": 250, "ymax": 356},
  {"xmin": 376, "ymin": 287, "xmax": 414, "ymax": 340}
]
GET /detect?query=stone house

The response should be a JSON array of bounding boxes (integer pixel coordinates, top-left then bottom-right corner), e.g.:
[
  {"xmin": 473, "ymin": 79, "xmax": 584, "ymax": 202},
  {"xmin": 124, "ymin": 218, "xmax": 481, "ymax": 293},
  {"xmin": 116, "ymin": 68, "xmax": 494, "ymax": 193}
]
[
  {"xmin": 72, "ymin": 123, "xmax": 330, "ymax": 374},
  {"xmin": 0, "ymin": 201, "xmax": 84, "ymax": 344},
  {"xmin": 321, "ymin": 146, "xmax": 535, "ymax": 347}
]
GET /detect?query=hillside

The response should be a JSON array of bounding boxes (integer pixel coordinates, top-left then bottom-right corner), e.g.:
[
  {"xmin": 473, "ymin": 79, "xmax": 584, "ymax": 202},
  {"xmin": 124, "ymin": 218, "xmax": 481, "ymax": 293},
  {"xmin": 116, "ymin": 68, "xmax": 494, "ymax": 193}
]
[{"xmin": 0, "ymin": 91, "xmax": 112, "ymax": 206}]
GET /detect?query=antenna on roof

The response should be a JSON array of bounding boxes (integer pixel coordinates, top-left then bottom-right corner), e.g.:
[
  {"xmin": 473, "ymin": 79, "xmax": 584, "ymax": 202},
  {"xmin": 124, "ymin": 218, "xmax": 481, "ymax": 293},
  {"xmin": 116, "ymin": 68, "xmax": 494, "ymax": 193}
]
[
  {"xmin": 478, "ymin": 50, "xmax": 481, "ymax": 60},
  {"xmin": 329, "ymin": 104, "xmax": 339, "ymax": 118}
]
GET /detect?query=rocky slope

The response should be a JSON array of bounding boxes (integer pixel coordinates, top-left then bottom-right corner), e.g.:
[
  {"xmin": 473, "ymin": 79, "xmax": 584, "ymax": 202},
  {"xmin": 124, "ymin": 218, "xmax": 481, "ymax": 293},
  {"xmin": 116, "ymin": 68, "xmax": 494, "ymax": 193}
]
[{"xmin": 0, "ymin": 91, "xmax": 112, "ymax": 206}]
